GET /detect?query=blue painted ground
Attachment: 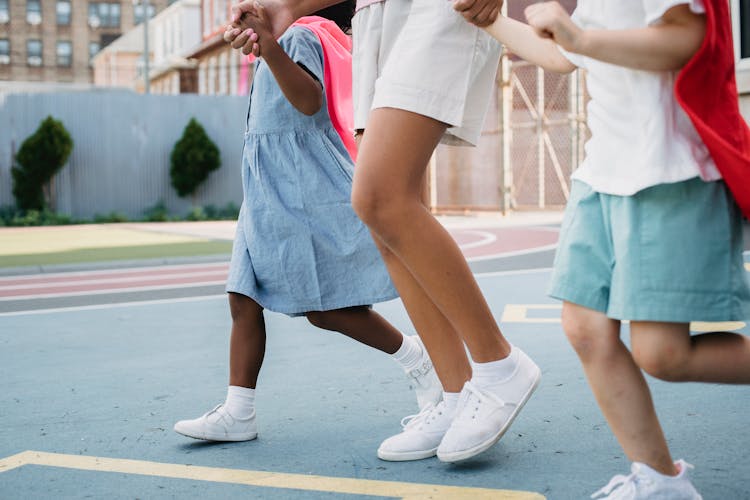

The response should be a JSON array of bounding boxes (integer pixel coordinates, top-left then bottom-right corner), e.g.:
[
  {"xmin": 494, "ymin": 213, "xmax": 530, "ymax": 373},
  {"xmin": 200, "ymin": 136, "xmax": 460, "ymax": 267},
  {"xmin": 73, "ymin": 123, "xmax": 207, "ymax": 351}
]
[{"xmin": 1, "ymin": 269, "xmax": 749, "ymax": 499}]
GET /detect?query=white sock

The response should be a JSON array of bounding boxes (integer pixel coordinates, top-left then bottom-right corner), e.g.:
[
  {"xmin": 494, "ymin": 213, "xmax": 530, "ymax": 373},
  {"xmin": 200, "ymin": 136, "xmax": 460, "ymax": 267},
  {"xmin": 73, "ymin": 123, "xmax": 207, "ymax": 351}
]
[
  {"xmin": 224, "ymin": 385, "xmax": 255, "ymax": 419},
  {"xmin": 442, "ymin": 391, "xmax": 460, "ymax": 414},
  {"xmin": 471, "ymin": 346, "xmax": 519, "ymax": 388},
  {"xmin": 391, "ymin": 334, "xmax": 423, "ymax": 372}
]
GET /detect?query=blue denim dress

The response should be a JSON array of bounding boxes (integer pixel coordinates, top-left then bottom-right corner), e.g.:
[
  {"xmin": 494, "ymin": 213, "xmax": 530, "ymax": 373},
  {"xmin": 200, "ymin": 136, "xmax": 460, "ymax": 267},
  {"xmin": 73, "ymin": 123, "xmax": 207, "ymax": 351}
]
[{"xmin": 226, "ymin": 27, "xmax": 398, "ymax": 316}]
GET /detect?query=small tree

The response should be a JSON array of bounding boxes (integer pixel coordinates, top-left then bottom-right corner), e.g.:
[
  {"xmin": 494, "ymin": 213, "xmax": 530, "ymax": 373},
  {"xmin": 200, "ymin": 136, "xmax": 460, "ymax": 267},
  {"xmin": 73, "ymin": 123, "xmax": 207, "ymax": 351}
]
[
  {"xmin": 170, "ymin": 118, "xmax": 221, "ymax": 200},
  {"xmin": 12, "ymin": 116, "xmax": 73, "ymax": 211}
]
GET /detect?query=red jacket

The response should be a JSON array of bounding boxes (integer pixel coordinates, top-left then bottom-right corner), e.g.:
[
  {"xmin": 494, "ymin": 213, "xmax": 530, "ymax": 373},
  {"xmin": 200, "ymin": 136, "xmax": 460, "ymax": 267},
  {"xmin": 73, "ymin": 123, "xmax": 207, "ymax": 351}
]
[{"xmin": 675, "ymin": 0, "xmax": 750, "ymax": 218}]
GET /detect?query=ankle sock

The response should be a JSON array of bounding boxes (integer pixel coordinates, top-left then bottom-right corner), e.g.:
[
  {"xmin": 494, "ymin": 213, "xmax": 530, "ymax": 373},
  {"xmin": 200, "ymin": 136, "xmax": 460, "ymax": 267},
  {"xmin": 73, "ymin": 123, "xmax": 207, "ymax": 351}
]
[
  {"xmin": 471, "ymin": 346, "xmax": 519, "ymax": 388},
  {"xmin": 391, "ymin": 334, "xmax": 423, "ymax": 372},
  {"xmin": 442, "ymin": 391, "xmax": 460, "ymax": 414},
  {"xmin": 224, "ymin": 385, "xmax": 255, "ymax": 419}
]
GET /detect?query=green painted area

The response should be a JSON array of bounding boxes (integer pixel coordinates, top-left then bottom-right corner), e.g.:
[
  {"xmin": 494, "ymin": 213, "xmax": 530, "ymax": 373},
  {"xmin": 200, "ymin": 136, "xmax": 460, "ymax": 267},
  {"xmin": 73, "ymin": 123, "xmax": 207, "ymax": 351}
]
[{"xmin": 0, "ymin": 241, "xmax": 233, "ymax": 269}]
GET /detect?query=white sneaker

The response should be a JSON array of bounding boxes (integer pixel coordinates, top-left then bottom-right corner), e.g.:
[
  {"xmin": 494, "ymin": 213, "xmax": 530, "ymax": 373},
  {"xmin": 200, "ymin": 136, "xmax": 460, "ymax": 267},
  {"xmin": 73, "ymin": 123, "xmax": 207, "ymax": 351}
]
[
  {"xmin": 406, "ymin": 337, "xmax": 443, "ymax": 410},
  {"xmin": 437, "ymin": 348, "xmax": 541, "ymax": 462},
  {"xmin": 174, "ymin": 404, "xmax": 258, "ymax": 442},
  {"xmin": 377, "ymin": 401, "xmax": 454, "ymax": 461},
  {"xmin": 591, "ymin": 460, "xmax": 702, "ymax": 499}
]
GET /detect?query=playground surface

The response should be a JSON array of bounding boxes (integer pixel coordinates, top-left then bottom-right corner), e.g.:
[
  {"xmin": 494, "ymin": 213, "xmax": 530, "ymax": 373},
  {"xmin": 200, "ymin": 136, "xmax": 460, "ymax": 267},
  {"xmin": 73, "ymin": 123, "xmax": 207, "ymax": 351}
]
[{"xmin": 1, "ymin": 215, "xmax": 748, "ymax": 499}]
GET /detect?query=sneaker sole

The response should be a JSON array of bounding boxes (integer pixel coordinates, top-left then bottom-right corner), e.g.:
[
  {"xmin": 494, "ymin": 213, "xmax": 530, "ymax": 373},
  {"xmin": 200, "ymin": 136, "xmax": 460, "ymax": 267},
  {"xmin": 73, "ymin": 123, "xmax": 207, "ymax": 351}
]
[
  {"xmin": 436, "ymin": 365, "xmax": 541, "ymax": 463},
  {"xmin": 173, "ymin": 424, "xmax": 258, "ymax": 442},
  {"xmin": 377, "ymin": 446, "xmax": 438, "ymax": 462}
]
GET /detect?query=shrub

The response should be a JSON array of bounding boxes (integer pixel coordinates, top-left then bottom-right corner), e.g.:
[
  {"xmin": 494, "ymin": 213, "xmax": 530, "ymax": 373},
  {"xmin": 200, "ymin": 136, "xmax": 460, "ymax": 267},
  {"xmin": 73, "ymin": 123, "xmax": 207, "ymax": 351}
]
[
  {"xmin": 93, "ymin": 212, "xmax": 129, "ymax": 223},
  {"xmin": 143, "ymin": 200, "xmax": 170, "ymax": 222},
  {"xmin": 170, "ymin": 118, "xmax": 221, "ymax": 199},
  {"xmin": 12, "ymin": 116, "xmax": 73, "ymax": 211}
]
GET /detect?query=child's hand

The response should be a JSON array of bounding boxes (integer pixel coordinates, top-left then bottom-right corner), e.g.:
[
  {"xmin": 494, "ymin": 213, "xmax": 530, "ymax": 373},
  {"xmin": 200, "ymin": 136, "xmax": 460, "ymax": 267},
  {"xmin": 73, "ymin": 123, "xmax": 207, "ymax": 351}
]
[
  {"xmin": 524, "ymin": 1, "xmax": 583, "ymax": 53},
  {"xmin": 223, "ymin": 1, "xmax": 275, "ymax": 56},
  {"xmin": 453, "ymin": 0, "xmax": 503, "ymax": 28}
]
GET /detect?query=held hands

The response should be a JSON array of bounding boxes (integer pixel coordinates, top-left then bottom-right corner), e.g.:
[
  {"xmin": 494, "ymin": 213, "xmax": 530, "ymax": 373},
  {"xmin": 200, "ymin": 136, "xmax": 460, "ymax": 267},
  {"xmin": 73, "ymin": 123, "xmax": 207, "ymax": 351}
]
[
  {"xmin": 524, "ymin": 1, "xmax": 583, "ymax": 53},
  {"xmin": 453, "ymin": 0, "xmax": 503, "ymax": 27},
  {"xmin": 224, "ymin": 0, "xmax": 293, "ymax": 56}
]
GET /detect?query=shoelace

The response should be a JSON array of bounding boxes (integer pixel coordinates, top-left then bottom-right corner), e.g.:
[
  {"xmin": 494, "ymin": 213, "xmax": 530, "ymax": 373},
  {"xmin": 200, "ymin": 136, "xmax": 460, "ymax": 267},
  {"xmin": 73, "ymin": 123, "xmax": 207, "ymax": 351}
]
[
  {"xmin": 591, "ymin": 472, "xmax": 639, "ymax": 499},
  {"xmin": 407, "ymin": 360, "xmax": 433, "ymax": 385},
  {"xmin": 205, "ymin": 404, "xmax": 233, "ymax": 424},
  {"xmin": 454, "ymin": 381, "xmax": 507, "ymax": 423},
  {"xmin": 591, "ymin": 461, "xmax": 695, "ymax": 499},
  {"xmin": 400, "ymin": 402, "xmax": 440, "ymax": 430}
]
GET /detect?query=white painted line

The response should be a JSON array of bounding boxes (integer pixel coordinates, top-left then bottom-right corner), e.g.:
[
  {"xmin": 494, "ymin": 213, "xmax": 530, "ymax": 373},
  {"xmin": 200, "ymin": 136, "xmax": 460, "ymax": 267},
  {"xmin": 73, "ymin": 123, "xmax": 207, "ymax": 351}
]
[
  {"xmin": 467, "ymin": 244, "xmax": 558, "ymax": 262},
  {"xmin": 0, "ymin": 270, "xmax": 228, "ymax": 291},
  {"xmin": 0, "ymin": 294, "xmax": 226, "ymax": 317},
  {"xmin": 0, "ymin": 261, "xmax": 229, "ymax": 283},
  {"xmin": 475, "ymin": 267, "xmax": 553, "ymax": 278},
  {"xmin": 0, "ymin": 280, "xmax": 227, "ymax": 302},
  {"xmin": 456, "ymin": 230, "xmax": 497, "ymax": 250}
]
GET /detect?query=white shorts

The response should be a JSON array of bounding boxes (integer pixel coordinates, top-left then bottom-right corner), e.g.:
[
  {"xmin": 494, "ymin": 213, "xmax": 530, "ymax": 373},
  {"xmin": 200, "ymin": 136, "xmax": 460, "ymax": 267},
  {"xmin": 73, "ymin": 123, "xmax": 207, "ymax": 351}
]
[{"xmin": 352, "ymin": 0, "xmax": 501, "ymax": 146}]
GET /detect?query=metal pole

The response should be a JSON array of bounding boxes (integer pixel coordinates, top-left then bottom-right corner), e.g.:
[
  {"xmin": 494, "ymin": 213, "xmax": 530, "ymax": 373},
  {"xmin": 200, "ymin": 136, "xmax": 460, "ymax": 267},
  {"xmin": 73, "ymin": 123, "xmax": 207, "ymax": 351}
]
[
  {"xmin": 143, "ymin": 0, "xmax": 150, "ymax": 94},
  {"xmin": 500, "ymin": 1, "xmax": 513, "ymax": 214}
]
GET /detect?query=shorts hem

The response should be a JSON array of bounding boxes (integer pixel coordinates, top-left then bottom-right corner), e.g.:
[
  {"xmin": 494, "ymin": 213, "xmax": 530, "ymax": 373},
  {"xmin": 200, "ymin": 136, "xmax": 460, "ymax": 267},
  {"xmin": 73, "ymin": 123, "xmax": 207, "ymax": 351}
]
[
  {"xmin": 372, "ymin": 78, "xmax": 465, "ymax": 130},
  {"xmin": 547, "ymin": 283, "xmax": 608, "ymax": 315}
]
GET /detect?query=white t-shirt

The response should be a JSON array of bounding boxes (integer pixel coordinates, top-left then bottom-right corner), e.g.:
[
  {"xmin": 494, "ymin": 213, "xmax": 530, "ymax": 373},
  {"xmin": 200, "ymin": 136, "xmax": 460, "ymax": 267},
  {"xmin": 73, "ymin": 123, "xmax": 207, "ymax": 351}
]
[{"xmin": 561, "ymin": 0, "xmax": 720, "ymax": 196}]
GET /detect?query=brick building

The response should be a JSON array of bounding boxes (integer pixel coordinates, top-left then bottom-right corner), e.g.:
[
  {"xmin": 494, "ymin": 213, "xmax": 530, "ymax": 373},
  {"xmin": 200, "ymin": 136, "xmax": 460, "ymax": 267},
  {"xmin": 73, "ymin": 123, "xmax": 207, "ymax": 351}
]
[
  {"xmin": 184, "ymin": 0, "xmax": 249, "ymax": 95},
  {"xmin": 0, "ymin": 0, "xmax": 169, "ymax": 84}
]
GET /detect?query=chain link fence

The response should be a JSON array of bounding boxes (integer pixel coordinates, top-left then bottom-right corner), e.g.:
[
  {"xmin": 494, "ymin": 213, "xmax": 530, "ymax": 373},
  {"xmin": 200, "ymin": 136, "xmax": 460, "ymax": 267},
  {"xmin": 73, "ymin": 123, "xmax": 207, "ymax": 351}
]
[{"xmin": 432, "ymin": 52, "xmax": 588, "ymax": 213}]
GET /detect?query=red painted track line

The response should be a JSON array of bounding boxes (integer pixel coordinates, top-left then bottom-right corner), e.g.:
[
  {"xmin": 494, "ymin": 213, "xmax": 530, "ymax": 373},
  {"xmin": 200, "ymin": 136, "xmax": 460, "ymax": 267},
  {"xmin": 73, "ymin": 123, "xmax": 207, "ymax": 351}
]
[{"xmin": 1, "ymin": 226, "xmax": 559, "ymax": 299}]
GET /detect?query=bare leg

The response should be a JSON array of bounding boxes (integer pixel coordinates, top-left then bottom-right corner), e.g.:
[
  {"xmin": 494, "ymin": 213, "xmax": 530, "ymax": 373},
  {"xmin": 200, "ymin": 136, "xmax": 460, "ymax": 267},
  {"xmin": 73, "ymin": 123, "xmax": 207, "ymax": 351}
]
[
  {"xmin": 631, "ymin": 321, "xmax": 750, "ymax": 384},
  {"xmin": 305, "ymin": 306, "xmax": 404, "ymax": 354},
  {"xmin": 370, "ymin": 236, "xmax": 470, "ymax": 392},
  {"xmin": 227, "ymin": 292, "xmax": 266, "ymax": 389},
  {"xmin": 352, "ymin": 108, "xmax": 509, "ymax": 364},
  {"xmin": 562, "ymin": 302, "xmax": 676, "ymax": 476},
  {"xmin": 354, "ymin": 130, "xmax": 469, "ymax": 392}
]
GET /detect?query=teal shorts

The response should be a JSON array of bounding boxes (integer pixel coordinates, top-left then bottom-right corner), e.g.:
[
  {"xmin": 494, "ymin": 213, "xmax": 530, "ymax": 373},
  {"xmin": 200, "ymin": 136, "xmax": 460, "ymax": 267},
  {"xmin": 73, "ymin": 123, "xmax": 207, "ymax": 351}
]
[{"xmin": 548, "ymin": 178, "xmax": 750, "ymax": 322}]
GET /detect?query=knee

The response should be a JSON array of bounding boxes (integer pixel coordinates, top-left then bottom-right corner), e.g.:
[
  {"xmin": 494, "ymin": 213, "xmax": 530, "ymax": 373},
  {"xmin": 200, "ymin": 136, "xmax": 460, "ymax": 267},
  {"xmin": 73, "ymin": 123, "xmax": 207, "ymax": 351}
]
[
  {"xmin": 351, "ymin": 183, "xmax": 400, "ymax": 234},
  {"xmin": 228, "ymin": 293, "xmax": 256, "ymax": 323},
  {"xmin": 632, "ymin": 343, "xmax": 688, "ymax": 382},
  {"xmin": 306, "ymin": 311, "xmax": 336, "ymax": 331},
  {"xmin": 561, "ymin": 308, "xmax": 617, "ymax": 362}
]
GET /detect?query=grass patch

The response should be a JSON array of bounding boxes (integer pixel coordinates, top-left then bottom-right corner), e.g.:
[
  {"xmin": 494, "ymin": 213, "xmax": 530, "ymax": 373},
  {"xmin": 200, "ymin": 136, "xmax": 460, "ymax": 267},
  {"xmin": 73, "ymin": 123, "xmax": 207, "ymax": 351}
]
[{"xmin": 0, "ymin": 241, "xmax": 233, "ymax": 269}]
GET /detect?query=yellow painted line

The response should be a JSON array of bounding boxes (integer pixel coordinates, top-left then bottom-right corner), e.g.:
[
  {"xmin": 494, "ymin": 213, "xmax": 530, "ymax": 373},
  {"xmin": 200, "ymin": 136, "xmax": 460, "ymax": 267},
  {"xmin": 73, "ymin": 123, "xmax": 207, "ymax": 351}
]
[
  {"xmin": 746, "ymin": 263, "xmax": 750, "ymax": 272},
  {"xmin": 502, "ymin": 304, "xmax": 747, "ymax": 332},
  {"xmin": 0, "ymin": 226, "xmax": 209, "ymax": 256},
  {"xmin": 0, "ymin": 451, "xmax": 544, "ymax": 500}
]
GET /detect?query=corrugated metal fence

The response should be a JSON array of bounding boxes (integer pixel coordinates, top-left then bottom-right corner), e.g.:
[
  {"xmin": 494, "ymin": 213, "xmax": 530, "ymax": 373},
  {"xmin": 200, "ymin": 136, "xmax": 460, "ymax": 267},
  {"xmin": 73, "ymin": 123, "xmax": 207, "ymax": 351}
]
[{"xmin": 0, "ymin": 90, "xmax": 248, "ymax": 219}]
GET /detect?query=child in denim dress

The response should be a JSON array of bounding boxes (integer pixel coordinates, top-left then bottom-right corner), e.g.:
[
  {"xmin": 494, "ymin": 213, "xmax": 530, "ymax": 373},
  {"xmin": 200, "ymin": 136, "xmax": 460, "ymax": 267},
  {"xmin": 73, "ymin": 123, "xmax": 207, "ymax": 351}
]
[{"xmin": 174, "ymin": 2, "xmax": 441, "ymax": 444}]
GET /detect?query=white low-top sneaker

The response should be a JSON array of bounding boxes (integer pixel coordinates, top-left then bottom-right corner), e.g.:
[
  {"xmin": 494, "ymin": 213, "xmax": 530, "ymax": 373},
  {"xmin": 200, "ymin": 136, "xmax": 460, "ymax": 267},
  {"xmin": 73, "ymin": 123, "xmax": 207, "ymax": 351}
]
[
  {"xmin": 174, "ymin": 404, "xmax": 258, "ymax": 442},
  {"xmin": 591, "ymin": 460, "xmax": 702, "ymax": 500},
  {"xmin": 437, "ymin": 349, "xmax": 541, "ymax": 462},
  {"xmin": 377, "ymin": 401, "xmax": 454, "ymax": 462},
  {"xmin": 406, "ymin": 337, "xmax": 443, "ymax": 410}
]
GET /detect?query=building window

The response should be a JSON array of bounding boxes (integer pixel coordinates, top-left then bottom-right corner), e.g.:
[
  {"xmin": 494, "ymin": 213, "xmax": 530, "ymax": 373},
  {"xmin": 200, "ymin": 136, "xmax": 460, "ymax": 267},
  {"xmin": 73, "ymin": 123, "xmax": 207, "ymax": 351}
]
[
  {"xmin": 89, "ymin": 41, "xmax": 100, "ymax": 60},
  {"xmin": 0, "ymin": 0, "xmax": 9, "ymax": 24},
  {"xmin": 134, "ymin": 3, "xmax": 155, "ymax": 24},
  {"xmin": 57, "ymin": 0, "xmax": 71, "ymax": 25},
  {"xmin": 27, "ymin": 39, "xmax": 42, "ymax": 66},
  {"xmin": 27, "ymin": 0, "xmax": 42, "ymax": 25},
  {"xmin": 732, "ymin": 0, "xmax": 750, "ymax": 67},
  {"xmin": 57, "ymin": 40, "xmax": 72, "ymax": 67},
  {"xmin": 88, "ymin": 2, "xmax": 120, "ymax": 28},
  {"xmin": 740, "ymin": 0, "xmax": 749, "ymax": 60},
  {"xmin": 0, "ymin": 39, "xmax": 9, "ymax": 65},
  {"xmin": 213, "ymin": 0, "xmax": 228, "ymax": 30}
]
